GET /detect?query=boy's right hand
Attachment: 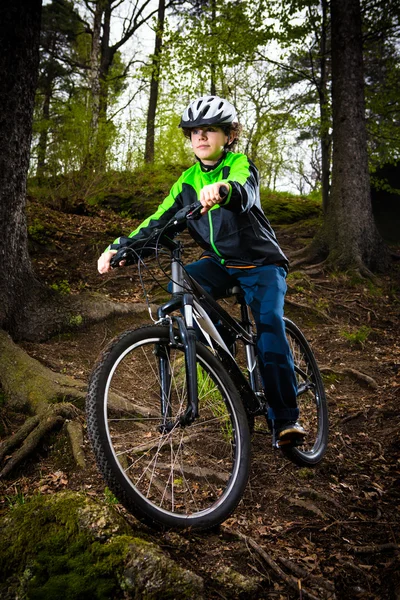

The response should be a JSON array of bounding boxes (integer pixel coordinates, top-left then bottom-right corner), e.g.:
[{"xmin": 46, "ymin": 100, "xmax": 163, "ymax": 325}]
[{"xmin": 98, "ymin": 250, "xmax": 118, "ymax": 274}]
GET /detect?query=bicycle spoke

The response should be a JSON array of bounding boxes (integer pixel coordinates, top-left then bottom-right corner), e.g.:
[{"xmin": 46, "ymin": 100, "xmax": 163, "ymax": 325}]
[{"xmin": 87, "ymin": 326, "xmax": 250, "ymax": 528}]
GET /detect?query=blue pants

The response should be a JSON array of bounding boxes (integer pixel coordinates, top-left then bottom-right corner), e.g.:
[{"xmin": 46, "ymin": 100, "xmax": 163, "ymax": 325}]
[{"xmin": 184, "ymin": 258, "xmax": 299, "ymax": 421}]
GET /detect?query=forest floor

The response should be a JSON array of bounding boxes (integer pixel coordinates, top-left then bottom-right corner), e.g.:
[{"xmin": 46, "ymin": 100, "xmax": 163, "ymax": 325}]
[{"xmin": 1, "ymin": 199, "xmax": 400, "ymax": 599}]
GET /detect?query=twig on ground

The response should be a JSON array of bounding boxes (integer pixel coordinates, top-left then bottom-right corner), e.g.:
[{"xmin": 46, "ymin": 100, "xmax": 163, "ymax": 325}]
[
  {"xmin": 221, "ymin": 526, "xmax": 335, "ymax": 600},
  {"xmin": 350, "ymin": 543, "xmax": 399, "ymax": 555},
  {"xmin": 278, "ymin": 557, "xmax": 335, "ymax": 592}
]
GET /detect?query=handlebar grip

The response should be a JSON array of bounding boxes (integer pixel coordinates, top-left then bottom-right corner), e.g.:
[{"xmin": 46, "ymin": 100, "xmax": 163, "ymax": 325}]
[
  {"xmin": 110, "ymin": 247, "xmax": 134, "ymax": 268},
  {"xmin": 186, "ymin": 185, "xmax": 229, "ymax": 221},
  {"xmin": 219, "ymin": 184, "xmax": 229, "ymax": 200}
]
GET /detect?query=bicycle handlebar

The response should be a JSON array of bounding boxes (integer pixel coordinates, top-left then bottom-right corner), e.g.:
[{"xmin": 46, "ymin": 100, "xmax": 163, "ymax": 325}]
[{"xmin": 110, "ymin": 185, "xmax": 229, "ymax": 269}]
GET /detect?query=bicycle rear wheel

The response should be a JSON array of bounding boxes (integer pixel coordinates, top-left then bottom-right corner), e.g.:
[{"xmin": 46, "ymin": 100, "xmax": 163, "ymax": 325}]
[
  {"xmin": 86, "ymin": 325, "xmax": 251, "ymax": 530},
  {"xmin": 282, "ymin": 318, "xmax": 328, "ymax": 466}
]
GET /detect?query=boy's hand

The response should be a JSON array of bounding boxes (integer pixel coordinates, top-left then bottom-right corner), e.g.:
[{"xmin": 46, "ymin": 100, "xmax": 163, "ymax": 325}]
[
  {"xmin": 98, "ymin": 250, "xmax": 118, "ymax": 274},
  {"xmin": 199, "ymin": 183, "xmax": 230, "ymax": 214}
]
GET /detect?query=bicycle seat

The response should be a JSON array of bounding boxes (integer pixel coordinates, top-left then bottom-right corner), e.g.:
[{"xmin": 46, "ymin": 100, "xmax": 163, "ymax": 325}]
[{"xmin": 216, "ymin": 285, "xmax": 244, "ymax": 300}]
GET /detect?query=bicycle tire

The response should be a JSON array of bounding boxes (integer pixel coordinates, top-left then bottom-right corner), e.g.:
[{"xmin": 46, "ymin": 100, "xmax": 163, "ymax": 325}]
[
  {"xmin": 280, "ymin": 318, "xmax": 329, "ymax": 466},
  {"xmin": 86, "ymin": 325, "xmax": 251, "ymax": 530}
]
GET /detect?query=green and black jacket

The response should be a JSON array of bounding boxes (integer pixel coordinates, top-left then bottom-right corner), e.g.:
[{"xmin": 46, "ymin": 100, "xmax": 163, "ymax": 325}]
[{"xmin": 108, "ymin": 152, "xmax": 288, "ymax": 269}]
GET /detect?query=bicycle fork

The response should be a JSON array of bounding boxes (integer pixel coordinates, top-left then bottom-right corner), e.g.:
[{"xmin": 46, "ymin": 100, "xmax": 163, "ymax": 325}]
[{"xmin": 156, "ymin": 296, "xmax": 199, "ymax": 433}]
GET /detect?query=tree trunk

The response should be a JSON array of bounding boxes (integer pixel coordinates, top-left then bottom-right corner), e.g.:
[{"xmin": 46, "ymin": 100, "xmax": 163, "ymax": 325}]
[
  {"xmin": 144, "ymin": 0, "xmax": 166, "ymax": 164},
  {"xmin": 36, "ymin": 79, "xmax": 52, "ymax": 181},
  {"xmin": 89, "ymin": 0, "xmax": 104, "ymax": 145},
  {"xmin": 99, "ymin": 0, "xmax": 112, "ymax": 119},
  {"xmin": 324, "ymin": 0, "xmax": 389, "ymax": 273},
  {"xmin": 210, "ymin": 0, "xmax": 217, "ymax": 95},
  {"xmin": 0, "ymin": 0, "xmax": 49, "ymax": 337},
  {"xmin": 319, "ymin": 0, "xmax": 331, "ymax": 214}
]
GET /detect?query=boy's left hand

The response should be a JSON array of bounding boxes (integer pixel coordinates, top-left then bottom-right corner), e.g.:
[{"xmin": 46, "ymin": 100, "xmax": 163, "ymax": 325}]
[{"xmin": 199, "ymin": 183, "xmax": 230, "ymax": 214}]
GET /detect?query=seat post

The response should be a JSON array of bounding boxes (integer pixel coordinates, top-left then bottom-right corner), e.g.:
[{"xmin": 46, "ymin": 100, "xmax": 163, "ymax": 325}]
[{"xmin": 235, "ymin": 293, "xmax": 252, "ymax": 333}]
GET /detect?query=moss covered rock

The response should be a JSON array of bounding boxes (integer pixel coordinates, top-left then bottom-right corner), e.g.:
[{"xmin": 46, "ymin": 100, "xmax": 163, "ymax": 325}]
[
  {"xmin": 214, "ymin": 566, "xmax": 262, "ymax": 598},
  {"xmin": 0, "ymin": 491, "xmax": 203, "ymax": 599}
]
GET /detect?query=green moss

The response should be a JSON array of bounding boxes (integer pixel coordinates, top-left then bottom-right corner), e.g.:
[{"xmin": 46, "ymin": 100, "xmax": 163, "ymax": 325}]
[
  {"xmin": 28, "ymin": 219, "xmax": 57, "ymax": 245},
  {"xmin": 103, "ymin": 487, "xmax": 119, "ymax": 507},
  {"xmin": 69, "ymin": 314, "xmax": 83, "ymax": 327},
  {"xmin": 298, "ymin": 468, "xmax": 315, "ymax": 480},
  {"xmin": 50, "ymin": 279, "xmax": 71, "ymax": 296},
  {"xmin": 322, "ymin": 372, "xmax": 343, "ymax": 385},
  {"xmin": 0, "ymin": 493, "xmax": 130, "ymax": 600},
  {"xmin": 0, "ymin": 492, "xmax": 204, "ymax": 600}
]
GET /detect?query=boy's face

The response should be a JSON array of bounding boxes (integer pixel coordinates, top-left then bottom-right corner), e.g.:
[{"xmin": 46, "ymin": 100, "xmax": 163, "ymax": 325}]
[{"xmin": 190, "ymin": 126, "xmax": 230, "ymax": 164}]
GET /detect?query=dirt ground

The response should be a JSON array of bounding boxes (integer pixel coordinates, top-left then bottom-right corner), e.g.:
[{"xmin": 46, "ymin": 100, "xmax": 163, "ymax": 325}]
[{"xmin": 1, "ymin": 201, "xmax": 400, "ymax": 599}]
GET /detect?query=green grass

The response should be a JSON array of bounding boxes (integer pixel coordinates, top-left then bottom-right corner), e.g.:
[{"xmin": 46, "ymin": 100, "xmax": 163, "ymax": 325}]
[
  {"xmin": 28, "ymin": 166, "xmax": 323, "ymax": 225},
  {"xmin": 340, "ymin": 325, "xmax": 372, "ymax": 346},
  {"xmin": 260, "ymin": 188, "xmax": 322, "ymax": 225}
]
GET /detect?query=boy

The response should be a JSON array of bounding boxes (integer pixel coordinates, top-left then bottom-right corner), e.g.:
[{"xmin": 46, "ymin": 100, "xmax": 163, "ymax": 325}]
[{"xmin": 98, "ymin": 95, "xmax": 306, "ymax": 445}]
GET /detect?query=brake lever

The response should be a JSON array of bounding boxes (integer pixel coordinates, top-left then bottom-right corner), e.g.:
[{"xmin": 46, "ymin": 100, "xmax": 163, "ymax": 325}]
[
  {"xmin": 110, "ymin": 247, "xmax": 132, "ymax": 268},
  {"xmin": 186, "ymin": 203, "xmax": 203, "ymax": 221}
]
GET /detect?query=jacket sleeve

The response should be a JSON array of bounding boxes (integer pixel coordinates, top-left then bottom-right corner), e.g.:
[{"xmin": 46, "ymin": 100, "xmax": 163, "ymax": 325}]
[
  {"xmin": 220, "ymin": 155, "xmax": 260, "ymax": 214},
  {"xmin": 105, "ymin": 178, "xmax": 185, "ymax": 252}
]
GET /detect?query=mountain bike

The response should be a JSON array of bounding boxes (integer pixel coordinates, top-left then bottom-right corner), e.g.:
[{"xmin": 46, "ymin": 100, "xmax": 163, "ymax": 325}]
[{"xmin": 86, "ymin": 201, "xmax": 328, "ymax": 531}]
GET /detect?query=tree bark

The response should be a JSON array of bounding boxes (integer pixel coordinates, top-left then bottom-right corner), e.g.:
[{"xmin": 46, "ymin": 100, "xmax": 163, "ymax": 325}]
[
  {"xmin": 36, "ymin": 78, "xmax": 52, "ymax": 180},
  {"xmin": 323, "ymin": 0, "xmax": 389, "ymax": 273},
  {"xmin": 0, "ymin": 0, "xmax": 49, "ymax": 336},
  {"xmin": 319, "ymin": 0, "xmax": 331, "ymax": 214},
  {"xmin": 144, "ymin": 0, "xmax": 166, "ymax": 164},
  {"xmin": 99, "ymin": 0, "xmax": 112, "ymax": 122},
  {"xmin": 89, "ymin": 0, "xmax": 104, "ymax": 145},
  {"xmin": 210, "ymin": 0, "xmax": 217, "ymax": 95}
]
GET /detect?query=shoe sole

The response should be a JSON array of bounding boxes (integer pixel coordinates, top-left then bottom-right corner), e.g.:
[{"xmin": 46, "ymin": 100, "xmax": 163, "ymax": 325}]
[{"xmin": 277, "ymin": 429, "xmax": 307, "ymax": 447}]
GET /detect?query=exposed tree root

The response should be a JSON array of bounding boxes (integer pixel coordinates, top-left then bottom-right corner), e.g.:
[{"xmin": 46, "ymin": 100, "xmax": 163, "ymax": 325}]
[
  {"xmin": 0, "ymin": 329, "xmax": 88, "ymax": 477},
  {"xmin": 0, "ymin": 329, "xmax": 86, "ymax": 412},
  {"xmin": 66, "ymin": 420, "xmax": 86, "ymax": 469},
  {"xmin": 221, "ymin": 526, "xmax": 336, "ymax": 599},
  {"xmin": 320, "ymin": 366, "xmax": 379, "ymax": 389},
  {"xmin": 72, "ymin": 293, "xmax": 151, "ymax": 327},
  {"xmin": 0, "ymin": 403, "xmax": 77, "ymax": 478},
  {"xmin": 11, "ymin": 288, "xmax": 151, "ymax": 343},
  {"xmin": 287, "ymin": 236, "xmax": 327, "ymax": 269},
  {"xmin": 287, "ymin": 233, "xmax": 387, "ymax": 281},
  {"xmin": 285, "ymin": 298, "xmax": 337, "ymax": 323}
]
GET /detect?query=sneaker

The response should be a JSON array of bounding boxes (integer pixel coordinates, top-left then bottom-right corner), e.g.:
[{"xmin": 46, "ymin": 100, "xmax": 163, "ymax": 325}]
[{"xmin": 274, "ymin": 420, "xmax": 307, "ymax": 447}]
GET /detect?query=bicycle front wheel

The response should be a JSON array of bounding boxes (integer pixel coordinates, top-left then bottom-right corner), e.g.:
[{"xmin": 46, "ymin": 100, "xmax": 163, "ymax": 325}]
[
  {"xmin": 86, "ymin": 325, "xmax": 251, "ymax": 530},
  {"xmin": 282, "ymin": 318, "xmax": 329, "ymax": 466}
]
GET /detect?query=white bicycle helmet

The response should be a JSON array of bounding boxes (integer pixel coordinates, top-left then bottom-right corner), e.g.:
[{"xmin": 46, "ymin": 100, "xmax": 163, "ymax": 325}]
[{"xmin": 179, "ymin": 96, "xmax": 238, "ymax": 128}]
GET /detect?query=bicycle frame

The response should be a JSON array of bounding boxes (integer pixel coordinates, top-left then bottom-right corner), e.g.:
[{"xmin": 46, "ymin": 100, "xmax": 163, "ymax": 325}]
[{"xmin": 156, "ymin": 242, "xmax": 266, "ymax": 427}]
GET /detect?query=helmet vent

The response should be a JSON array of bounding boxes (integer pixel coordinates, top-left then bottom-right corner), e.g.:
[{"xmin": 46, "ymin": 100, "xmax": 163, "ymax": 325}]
[{"xmin": 179, "ymin": 95, "xmax": 237, "ymax": 128}]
